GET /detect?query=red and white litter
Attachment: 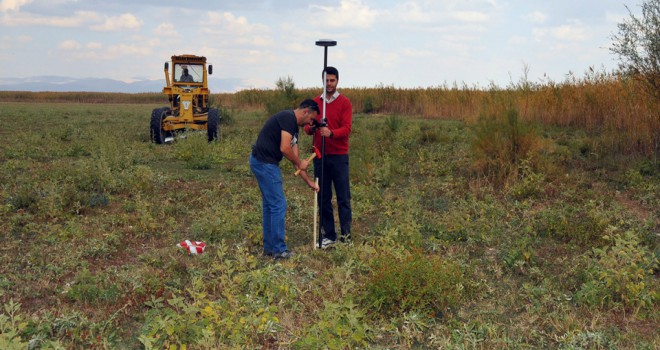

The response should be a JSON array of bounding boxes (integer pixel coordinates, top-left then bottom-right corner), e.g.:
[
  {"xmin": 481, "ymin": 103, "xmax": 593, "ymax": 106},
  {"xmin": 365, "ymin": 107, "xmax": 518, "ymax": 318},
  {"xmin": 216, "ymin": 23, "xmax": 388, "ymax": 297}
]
[{"xmin": 178, "ymin": 240, "xmax": 206, "ymax": 255}]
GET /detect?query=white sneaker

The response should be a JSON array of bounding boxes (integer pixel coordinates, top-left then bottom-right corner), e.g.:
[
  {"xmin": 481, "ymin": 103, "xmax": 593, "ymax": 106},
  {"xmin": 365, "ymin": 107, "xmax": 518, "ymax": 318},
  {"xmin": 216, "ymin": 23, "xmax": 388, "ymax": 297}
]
[{"xmin": 321, "ymin": 238, "xmax": 336, "ymax": 249}]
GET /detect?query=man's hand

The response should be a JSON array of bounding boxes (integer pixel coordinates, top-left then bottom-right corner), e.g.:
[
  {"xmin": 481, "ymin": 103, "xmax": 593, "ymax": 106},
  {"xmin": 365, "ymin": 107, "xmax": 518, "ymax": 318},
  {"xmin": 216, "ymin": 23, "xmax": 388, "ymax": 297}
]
[
  {"xmin": 298, "ymin": 158, "xmax": 310, "ymax": 172},
  {"xmin": 306, "ymin": 178, "xmax": 319, "ymax": 192},
  {"xmin": 299, "ymin": 169, "xmax": 318, "ymax": 191},
  {"xmin": 319, "ymin": 126, "xmax": 332, "ymax": 138}
]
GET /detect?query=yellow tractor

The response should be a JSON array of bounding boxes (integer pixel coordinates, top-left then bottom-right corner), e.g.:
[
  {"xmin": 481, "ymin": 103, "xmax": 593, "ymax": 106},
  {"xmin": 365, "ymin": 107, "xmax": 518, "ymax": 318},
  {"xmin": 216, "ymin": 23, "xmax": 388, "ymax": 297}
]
[{"xmin": 150, "ymin": 54, "xmax": 220, "ymax": 143}]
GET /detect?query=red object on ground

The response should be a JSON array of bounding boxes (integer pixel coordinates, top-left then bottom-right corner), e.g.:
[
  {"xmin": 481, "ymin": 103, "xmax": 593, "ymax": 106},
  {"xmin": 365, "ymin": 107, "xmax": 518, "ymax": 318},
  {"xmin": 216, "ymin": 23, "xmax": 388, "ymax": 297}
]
[{"xmin": 178, "ymin": 240, "xmax": 206, "ymax": 254}]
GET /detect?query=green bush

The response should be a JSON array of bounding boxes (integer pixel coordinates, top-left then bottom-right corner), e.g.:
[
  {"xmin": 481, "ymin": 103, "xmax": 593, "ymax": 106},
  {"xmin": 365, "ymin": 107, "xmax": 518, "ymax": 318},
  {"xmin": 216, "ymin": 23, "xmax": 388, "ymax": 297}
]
[
  {"xmin": 576, "ymin": 229, "xmax": 658, "ymax": 313},
  {"xmin": 65, "ymin": 269, "xmax": 121, "ymax": 304},
  {"xmin": 265, "ymin": 76, "xmax": 299, "ymax": 116},
  {"xmin": 364, "ymin": 251, "xmax": 465, "ymax": 315},
  {"xmin": 471, "ymin": 108, "xmax": 541, "ymax": 185},
  {"xmin": 173, "ymin": 133, "xmax": 218, "ymax": 169},
  {"xmin": 533, "ymin": 200, "xmax": 613, "ymax": 246},
  {"xmin": 507, "ymin": 158, "xmax": 546, "ymax": 200},
  {"xmin": 0, "ymin": 300, "xmax": 29, "ymax": 350},
  {"xmin": 385, "ymin": 114, "xmax": 403, "ymax": 133},
  {"xmin": 362, "ymin": 97, "xmax": 375, "ymax": 113},
  {"xmin": 294, "ymin": 299, "xmax": 371, "ymax": 350}
]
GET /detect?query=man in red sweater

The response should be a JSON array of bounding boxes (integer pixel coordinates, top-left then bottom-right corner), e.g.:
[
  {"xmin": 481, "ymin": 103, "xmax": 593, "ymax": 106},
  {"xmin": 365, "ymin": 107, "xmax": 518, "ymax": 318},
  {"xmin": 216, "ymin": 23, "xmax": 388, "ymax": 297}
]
[{"xmin": 304, "ymin": 66, "xmax": 353, "ymax": 248}]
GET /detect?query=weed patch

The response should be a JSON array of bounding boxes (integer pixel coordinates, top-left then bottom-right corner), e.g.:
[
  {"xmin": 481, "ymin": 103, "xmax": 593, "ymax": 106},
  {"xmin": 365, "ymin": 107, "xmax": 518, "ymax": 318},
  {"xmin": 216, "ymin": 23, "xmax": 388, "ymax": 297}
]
[{"xmin": 364, "ymin": 251, "xmax": 465, "ymax": 316}]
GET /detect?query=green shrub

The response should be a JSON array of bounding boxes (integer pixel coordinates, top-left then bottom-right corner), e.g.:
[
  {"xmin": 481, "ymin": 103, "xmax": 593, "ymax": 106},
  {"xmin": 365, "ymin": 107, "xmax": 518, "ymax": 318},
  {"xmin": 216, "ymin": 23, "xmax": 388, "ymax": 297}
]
[
  {"xmin": 417, "ymin": 122, "xmax": 442, "ymax": 144},
  {"xmin": 294, "ymin": 299, "xmax": 371, "ymax": 350},
  {"xmin": 119, "ymin": 164, "xmax": 158, "ymax": 194},
  {"xmin": 385, "ymin": 114, "xmax": 403, "ymax": 133},
  {"xmin": 507, "ymin": 158, "xmax": 546, "ymax": 200},
  {"xmin": 65, "ymin": 269, "xmax": 120, "ymax": 304},
  {"xmin": 471, "ymin": 108, "xmax": 541, "ymax": 185},
  {"xmin": 501, "ymin": 235, "xmax": 538, "ymax": 272},
  {"xmin": 173, "ymin": 133, "xmax": 217, "ymax": 169},
  {"xmin": 6, "ymin": 185, "xmax": 38, "ymax": 211},
  {"xmin": 265, "ymin": 76, "xmax": 299, "ymax": 116},
  {"xmin": 0, "ymin": 300, "xmax": 28, "ymax": 349},
  {"xmin": 139, "ymin": 292, "xmax": 214, "ymax": 349},
  {"xmin": 534, "ymin": 200, "xmax": 613, "ymax": 246},
  {"xmin": 576, "ymin": 229, "xmax": 658, "ymax": 313},
  {"xmin": 555, "ymin": 330, "xmax": 616, "ymax": 349},
  {"xmin": 362, "ymin": 97, "xmax": 375, "ymax": 113},
  {"xmin": 364, "ymin": 251, "xmax": 465, "ymax": 315}
]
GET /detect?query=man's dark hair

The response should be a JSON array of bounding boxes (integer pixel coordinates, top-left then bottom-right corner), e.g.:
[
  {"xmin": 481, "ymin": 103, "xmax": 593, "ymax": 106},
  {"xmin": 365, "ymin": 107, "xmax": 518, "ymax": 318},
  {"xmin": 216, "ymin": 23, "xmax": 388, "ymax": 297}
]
[
  {"xmin": 322, "ymin": 66, "xmax": 339, "ymax": 80},
  {"xmin": 299, "ymin": 99, "xmax": 320, "ymax": 113}
]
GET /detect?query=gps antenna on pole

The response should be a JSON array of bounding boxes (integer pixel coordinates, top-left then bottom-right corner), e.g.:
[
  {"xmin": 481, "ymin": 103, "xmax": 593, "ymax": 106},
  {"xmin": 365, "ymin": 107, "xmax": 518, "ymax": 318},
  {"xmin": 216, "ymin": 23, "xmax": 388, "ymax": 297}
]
[{"xmin": 315, "ymin": 39, "xmax": 336, "ymax": 249}]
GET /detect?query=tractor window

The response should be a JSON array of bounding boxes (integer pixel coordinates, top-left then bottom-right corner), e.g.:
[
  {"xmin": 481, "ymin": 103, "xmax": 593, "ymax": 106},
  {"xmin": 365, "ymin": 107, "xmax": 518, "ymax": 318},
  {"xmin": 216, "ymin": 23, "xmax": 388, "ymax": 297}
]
[{"xmin": 174, "ymin": 64, "xmax": 203, "ymax": 83}]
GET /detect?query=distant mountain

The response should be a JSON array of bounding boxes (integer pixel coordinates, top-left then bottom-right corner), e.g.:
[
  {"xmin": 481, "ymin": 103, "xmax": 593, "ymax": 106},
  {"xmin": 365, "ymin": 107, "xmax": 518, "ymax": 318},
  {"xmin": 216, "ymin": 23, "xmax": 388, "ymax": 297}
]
[{"xmin": 0, "ymin": 76, "xmax": 246, "ymax": 93}]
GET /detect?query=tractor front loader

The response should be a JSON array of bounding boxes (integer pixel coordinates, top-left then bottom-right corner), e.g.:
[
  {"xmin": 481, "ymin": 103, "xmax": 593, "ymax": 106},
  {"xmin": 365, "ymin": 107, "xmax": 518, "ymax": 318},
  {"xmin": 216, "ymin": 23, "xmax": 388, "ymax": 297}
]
[{"xmin": 150, "ymin": 54, "xmax": 220, "ymax": 144}]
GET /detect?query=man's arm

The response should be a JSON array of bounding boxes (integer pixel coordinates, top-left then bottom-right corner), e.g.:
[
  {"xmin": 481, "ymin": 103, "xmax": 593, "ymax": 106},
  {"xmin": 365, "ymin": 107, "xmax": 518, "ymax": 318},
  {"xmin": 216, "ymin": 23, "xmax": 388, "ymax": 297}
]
[
  {"xmin": 281, "ymin": 131, "xmax": 308, "ymax": 171},
  {"xmin": 281, "ymin": 131, "xmax": 316, "ymax": 189},
  {"xmin": 328, "ymin": 98, "xmax": 352, "ymax": 139}
]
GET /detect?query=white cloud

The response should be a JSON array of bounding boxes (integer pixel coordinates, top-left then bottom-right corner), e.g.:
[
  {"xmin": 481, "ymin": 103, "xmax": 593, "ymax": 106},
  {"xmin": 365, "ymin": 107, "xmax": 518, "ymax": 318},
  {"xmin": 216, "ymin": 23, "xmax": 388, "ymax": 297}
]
[
  {"xmin": 59, "ymin": 39, "xmax": 81, "ymax": 50},
  {"xmin": 287, "ymin": 42, "xmax": 311, "ymax": 54},
  {"xmin": 153, "ymin": 23, "xmax": 178, "ymax": 37},
  {"xmin": 401, "ymin": 47, "xmax": 433, "ymax": 58},
  {"xmin": 533, "ymin": 20, "xmax": 589, "ymax": 43},
  {"xmin": 205, "ymin": 12, "xmax": 264, "ymax": 32},
  {"xmin": 551, "ymin": 20, "xmax": 589, "ymax": 41},
  {"xmin": 0, "ymin": 10, "xmax": 100, "ymax": 27},
  {"xmin": 86, "ymin": 42, "xmax": 102, "ymax": 49},
  {"xmin": 552, "ymin": 26, "xmax": 587, "ymax": 41},
  {"xmin": 0, "ymin": 0, "xmax": 32, "ymax": 12},
  {"xmin": 605, "ymin": 11, "xmax": 626, "ymax": 24},
  {"xmin": 387, "ymin": 1, "xmax": 497, "ymax": 25},
  {"xmin": 0, "ymin": 34, "xmax": 30, "ymax": 49},
  {"xmin": 311, "ymin": 0, "xmax": 377, "ymax": 29},
  {"xmin": 91, "ymin": 13, "xmax": 142, "ymax": 31},
  {"xmin": 358, "ymin": 49, "xmax": 400, "ymax": 67},
  {"xmin": 453, "ymin": 11, "xmax": 489, "ymax": 23},
  {"xmin": 395, "ymin": 2, "xmax": 431, "ymax": 23},
  {"xmin": 508, "ymin": 35, "xmax": 526, "ymax": 45},
  {"xmin": 55, "ymin": 39, "xmax": 152, "ymax": 63},
  {"xmin": 202, "ymin": 12, "xmax": 272, "ymax": 47},
  {"xmin": 524, "ymin": 11, "xmax": 547, "ymax": 24},
  {"xmin": 106, "ymin": 43, "xmax": 150, "ymax": 57}
]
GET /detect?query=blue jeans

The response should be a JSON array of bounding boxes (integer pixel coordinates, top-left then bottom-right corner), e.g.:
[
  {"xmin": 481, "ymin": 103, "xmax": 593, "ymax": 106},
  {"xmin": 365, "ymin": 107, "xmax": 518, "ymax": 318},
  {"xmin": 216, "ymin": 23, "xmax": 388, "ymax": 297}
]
[
  {"xmin": 313, "ymin": 154, "xmax": 352, "ymax": 241},
  {"xmin": 249, "ymin": 155, "xmax": 288, "ymax": 254}
]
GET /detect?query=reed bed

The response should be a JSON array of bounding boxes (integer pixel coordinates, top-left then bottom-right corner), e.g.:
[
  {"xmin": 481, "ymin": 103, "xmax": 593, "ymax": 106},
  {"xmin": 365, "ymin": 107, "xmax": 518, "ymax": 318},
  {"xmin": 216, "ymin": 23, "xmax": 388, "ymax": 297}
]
[{"xmin": 2, "ymin": 71, "xmax": 658, "ymax": 156}]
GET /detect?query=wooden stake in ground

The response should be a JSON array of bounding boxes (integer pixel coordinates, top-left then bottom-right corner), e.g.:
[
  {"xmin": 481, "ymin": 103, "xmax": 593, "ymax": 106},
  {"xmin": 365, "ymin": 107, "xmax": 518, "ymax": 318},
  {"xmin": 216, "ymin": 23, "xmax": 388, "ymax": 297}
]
[{"xmin": 313, "ymin": 177, "xmax": 319, "ymax": 250}]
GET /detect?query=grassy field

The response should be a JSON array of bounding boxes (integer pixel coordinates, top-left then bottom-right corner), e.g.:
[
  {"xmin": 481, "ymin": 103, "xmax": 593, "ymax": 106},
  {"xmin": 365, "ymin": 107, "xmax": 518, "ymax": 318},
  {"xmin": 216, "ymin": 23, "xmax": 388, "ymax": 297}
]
[{"xmin": 0, "ymin": 99, "xmax": 658, "ymax": 349}]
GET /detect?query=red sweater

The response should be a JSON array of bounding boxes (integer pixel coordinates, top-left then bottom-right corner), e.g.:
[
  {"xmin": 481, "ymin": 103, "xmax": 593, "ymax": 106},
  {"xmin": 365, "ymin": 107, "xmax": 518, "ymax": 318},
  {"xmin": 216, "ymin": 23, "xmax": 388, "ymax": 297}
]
[{"xmin": 305, "ymin": 94, "xmax": 352, "ymax": 155}]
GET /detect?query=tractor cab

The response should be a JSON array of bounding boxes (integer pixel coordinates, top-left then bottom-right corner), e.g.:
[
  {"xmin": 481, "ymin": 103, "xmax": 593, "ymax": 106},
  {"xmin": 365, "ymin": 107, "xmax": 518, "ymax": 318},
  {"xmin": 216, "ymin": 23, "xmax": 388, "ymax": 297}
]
[{"xmin": 173, "ymin": 63, "xmax": 203, "ymax": 85}]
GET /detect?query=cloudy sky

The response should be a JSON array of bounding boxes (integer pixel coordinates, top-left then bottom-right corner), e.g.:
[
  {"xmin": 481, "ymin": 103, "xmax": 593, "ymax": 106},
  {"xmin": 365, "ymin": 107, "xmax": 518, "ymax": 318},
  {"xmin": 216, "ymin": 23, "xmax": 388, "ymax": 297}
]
[{"xmin": 0, "ymin": 0, "xmax": 640, "ymax": 91}]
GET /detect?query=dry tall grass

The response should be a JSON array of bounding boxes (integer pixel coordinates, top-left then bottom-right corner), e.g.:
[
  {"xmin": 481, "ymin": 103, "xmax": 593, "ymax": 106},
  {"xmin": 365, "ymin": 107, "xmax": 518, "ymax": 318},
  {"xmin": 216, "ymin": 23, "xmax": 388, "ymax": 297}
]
[{"xmin": 2, "ymin": 71, "xmax": 657, "ymax": 156}]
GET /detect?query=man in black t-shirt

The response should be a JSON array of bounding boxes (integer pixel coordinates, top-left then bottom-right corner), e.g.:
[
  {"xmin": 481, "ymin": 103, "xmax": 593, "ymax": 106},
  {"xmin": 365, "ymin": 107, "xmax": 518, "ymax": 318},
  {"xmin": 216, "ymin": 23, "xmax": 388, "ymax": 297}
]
[{"xmin": 250, "ymin": 99, "xmax": 320, "ymax": 259}]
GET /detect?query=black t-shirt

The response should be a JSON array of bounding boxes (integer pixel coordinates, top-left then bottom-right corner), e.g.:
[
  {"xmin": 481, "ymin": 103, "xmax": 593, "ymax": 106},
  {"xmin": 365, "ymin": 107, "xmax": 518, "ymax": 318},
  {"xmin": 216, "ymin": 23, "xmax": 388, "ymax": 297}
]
[{"xmin": 252, "ymin": 110, "xmax": 298, "ymax": 164}]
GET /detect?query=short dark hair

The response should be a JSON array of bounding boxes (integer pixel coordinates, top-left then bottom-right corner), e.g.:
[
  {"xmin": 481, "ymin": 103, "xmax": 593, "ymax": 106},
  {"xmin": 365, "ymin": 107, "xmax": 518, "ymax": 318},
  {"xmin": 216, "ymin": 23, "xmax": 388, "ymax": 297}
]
[
  {"xmin": 299, "ymin": 99, "xmax": 320, "ymax": 113},
  {"xmin": 322, "ymin": 66, "xmax": 339, "ymax": 80}
]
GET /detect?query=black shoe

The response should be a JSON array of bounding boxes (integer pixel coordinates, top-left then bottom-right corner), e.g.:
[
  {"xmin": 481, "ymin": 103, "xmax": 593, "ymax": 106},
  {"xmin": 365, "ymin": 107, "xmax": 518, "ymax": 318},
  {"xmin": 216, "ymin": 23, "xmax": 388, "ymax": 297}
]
[
  {"xmin": 273, "ymin": 251, "xmax": 294, "ymax": 259},
  {"xmin": 340, "ymin": 233, "xmax": 351, "ymax": 243},
  {"xmin": 262, "ymin": 251, "xmax": 274, "ymax": 257}
]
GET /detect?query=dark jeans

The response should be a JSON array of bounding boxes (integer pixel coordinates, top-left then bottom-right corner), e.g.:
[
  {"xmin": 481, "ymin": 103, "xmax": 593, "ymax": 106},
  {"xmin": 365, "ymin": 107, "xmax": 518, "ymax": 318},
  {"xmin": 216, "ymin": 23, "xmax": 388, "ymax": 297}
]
[{"xmin": 313, "ymin": 154, "xmax": 352, "ymax": 241}]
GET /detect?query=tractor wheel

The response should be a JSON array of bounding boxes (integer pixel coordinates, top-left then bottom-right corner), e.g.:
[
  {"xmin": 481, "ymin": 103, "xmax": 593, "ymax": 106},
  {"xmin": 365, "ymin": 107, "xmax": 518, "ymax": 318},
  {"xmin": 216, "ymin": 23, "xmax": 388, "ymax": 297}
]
[
  {"xmin": 207, "ymin": 108, "xmax": 220, "ymax": 142},
  {"xmin": 150, "ymin": 107, "xmax": 171, "ymax": 144}
]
